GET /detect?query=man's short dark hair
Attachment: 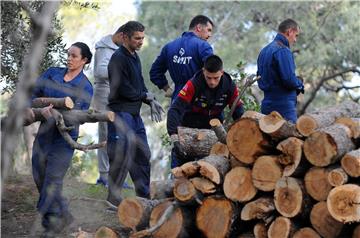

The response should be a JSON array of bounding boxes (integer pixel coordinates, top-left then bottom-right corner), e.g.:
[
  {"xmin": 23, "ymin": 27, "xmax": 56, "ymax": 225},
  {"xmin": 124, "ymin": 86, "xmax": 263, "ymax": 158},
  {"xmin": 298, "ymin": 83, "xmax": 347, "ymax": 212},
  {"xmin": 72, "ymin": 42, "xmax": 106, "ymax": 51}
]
[
  {"xmin": 278, "ymin": 19, "xmax": 299, "ymax": 33},
  {"xmin": 189, "ymin": 15, "xmax": 214, "ymax": 30},
  {"xmin": 204, "ymin": 55, "xmax": 223, "ymax": 73},
  {"xmin": 122, "ymin": 21, "xmax": 145, "ymax": 38},
  {"xmin": 114, "ymin": 24, "xmax": 125, "ymax": 34}
]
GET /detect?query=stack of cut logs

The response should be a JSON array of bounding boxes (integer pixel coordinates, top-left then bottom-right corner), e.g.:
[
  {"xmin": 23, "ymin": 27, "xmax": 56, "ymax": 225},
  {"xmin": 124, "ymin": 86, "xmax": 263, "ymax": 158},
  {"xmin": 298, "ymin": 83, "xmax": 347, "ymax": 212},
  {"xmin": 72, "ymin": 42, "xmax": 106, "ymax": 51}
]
[{"xmin": 98, "ymin": 101, "xmax": 360, "ymax": 238}]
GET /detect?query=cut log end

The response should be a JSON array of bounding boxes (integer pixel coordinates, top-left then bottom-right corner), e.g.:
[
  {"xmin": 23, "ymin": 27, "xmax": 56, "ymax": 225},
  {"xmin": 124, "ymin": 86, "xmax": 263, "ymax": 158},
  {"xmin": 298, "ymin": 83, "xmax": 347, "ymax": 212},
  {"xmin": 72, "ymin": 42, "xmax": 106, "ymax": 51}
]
[
  {"xmin": 341, "ymin": 149, "xmax": 360, "ymax": 177},
  {"xmin": 267, "ymin": 216, "xmax": 293, "ymax": 238},
  {"xmin": 274, "ymin": 177, "xmax": 303, "ymax": 218},
  {"xmin": 64, "ymin": 96, "xmax": 74, "ymax": 109},
  {"xmin": 253, "ymin": 222, "xmax": 268, "ymax": 238},
  {"xmin": 328, "ymin": 167, "xmax": 348, "ymax": 186},
  {"xmin": 209, "ymin": 118, "xmax": 222, "ymax": 127},
  {"xmin": 118, "ymin": 198, "xmax": 144, "ymax": 230},
  {"xmin": 296, "ymin": 115, "xmax": 318, "ymax": 136},
  {"xmin": 95, "ymin": 226, "xmax": 118, "ymax": 238},
  {"xmin": 224, "ymin": 167, "xmax": 257, "ymax": 202},
  {"xmin": 304, "ymin": 167, "xmax": 333, "ymax": 201},
  {"xmin": 173, "ymin": 179, "xmax": 196, "ymax": 202},
  {"xmin": 252, "ymin": 156, "xmax": 282, "ymax": 191},
  {"xmin": 293, "ymin": 227, "xmax": 320, "ymax": 238},
  {"xmin": 190, "ymin": 177, "xmax": 216, "ymax": 194},
  {"xmin": 259, "ymin": 111, "xmax": 286, "ymax": 133}
]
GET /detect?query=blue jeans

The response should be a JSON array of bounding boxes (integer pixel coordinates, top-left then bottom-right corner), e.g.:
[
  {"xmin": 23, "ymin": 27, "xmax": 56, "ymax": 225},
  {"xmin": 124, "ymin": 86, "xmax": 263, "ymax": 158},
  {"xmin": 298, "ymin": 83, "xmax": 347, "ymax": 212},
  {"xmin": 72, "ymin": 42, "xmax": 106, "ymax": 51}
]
[{"xmin": 107, "ymin": 112, "xmax": 151, "ymax": 205}]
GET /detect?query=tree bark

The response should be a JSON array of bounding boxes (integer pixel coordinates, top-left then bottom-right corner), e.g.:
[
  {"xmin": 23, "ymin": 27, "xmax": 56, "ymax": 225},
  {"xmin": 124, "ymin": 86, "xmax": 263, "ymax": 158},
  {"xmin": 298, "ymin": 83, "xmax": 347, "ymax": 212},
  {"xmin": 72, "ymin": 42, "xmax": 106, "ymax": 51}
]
[
  {"xmin": 327, "ymin": 184, "xmax": 360, "ymax": 223},
  {"xmin": 292, "ymin": 227, "xmax": 320, "ymax": 238},
  {"xmin": 335, "ymin": 117, "xmax": 360, "ymax": 139},
  {"xmin": 310, "ymin": 201, "xmax": 344, "ymax": 238},
  {"xmin": 296, "ymin": 100, "xmax": 360, "ymax": 136},
  {"xmin": 197, "ymin": 155, "xmax": 231, "ymax": 184},
  {"xmin": 210, "ymin": 118, "xmax": 227, "ymax": 144},
  {"xmin": 224, "ymin": 166, "xmax": 257, "ymax": 202},
  {"xmin": 227, "ymin": 111, "xmax": 271, "ymax": 164},
  {"xmin": 240, "ymin": 197, "xmax": 275, "ymax": 221},
  {"xmin": 327, "ymin": 167, "xmax": 348, "ymax": 187},
  {"xmin": 303, "ymin": 123, "xmax": 355, "ymax": 167},
  {"xmin": 252, "ymin": 156, "xmax": 282, "ymax": 192},
  {"xmin": 150, "ymin": 180, "xmax": 175, "ymax": 200},
  {"xmin": 31, "ymin": 97, "xmax": 74, "ymax": 109},
  {"xmin": 177, "ymin": 126, "xmax": 218, "ymax": 157},
  {"xmin": 341, "ymin": 148, "xmax": 360, "ymax": 177},
  {"xmin": 259, "ymin": 111, "xmax": 302, "ymax": 140},
  {"xmin": 304, "ymin": 167, "xmax": 333, "ymax": 201},
  {"xmin": 267, "ymin": 216, "xmax": 294, "ymax": 238}
]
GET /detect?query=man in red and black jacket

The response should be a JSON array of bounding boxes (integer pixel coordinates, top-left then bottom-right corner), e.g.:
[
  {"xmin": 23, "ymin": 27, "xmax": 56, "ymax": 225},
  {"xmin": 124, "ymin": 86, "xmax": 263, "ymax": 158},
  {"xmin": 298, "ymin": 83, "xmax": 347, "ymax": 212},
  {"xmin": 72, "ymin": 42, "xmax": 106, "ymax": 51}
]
[{"xmin": 167, "ymin": 55, "xmax": 244, "ymax": 168}]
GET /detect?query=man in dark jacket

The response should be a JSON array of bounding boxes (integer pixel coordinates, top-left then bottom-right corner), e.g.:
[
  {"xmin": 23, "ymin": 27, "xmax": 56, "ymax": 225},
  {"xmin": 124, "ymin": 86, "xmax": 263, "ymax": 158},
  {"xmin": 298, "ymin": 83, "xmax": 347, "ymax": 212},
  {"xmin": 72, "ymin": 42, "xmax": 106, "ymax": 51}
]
[
  {"xmin": 257, "ymin": 19, "xmax": 304, "ymax": 123},
  {"xmin": 150, "ymin": 15, "xmax": 214, "ymax": 100},
  {"xmin": 167, "ymin": 55, "xmax": 244, "ymax": 168},
  {"xmin": 106, "ymin": 21, "xmax": 164, "ymax": 209}
]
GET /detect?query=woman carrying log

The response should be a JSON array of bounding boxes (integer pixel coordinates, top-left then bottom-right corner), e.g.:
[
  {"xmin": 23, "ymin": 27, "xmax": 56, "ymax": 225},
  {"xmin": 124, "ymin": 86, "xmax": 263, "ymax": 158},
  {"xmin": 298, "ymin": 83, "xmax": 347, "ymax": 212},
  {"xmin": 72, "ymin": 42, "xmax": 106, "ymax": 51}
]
[
  {"xmin": 167, "ymin": 55, "xmax": 245, "ymax": 168},
  {"xmin": 31, "ymin": 42, "xmax": 93, "ymax": 237}
]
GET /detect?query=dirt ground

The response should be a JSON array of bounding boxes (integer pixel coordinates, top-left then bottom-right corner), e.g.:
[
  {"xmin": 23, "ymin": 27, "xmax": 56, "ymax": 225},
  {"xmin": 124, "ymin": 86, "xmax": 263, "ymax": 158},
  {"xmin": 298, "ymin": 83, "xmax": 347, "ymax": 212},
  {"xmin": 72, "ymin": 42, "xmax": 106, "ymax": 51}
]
[{"xmin": 1, "ymin": 174, "xmax": 133, "ymax": 238}]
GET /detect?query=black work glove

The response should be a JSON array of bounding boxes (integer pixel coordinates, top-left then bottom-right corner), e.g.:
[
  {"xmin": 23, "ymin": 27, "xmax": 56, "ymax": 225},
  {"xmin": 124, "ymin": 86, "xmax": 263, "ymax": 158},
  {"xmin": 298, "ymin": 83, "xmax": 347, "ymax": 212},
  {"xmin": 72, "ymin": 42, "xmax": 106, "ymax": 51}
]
[
  {"xmin": 296, "ymin": 85, "xmax": 305, "ymax": 95},
  {"xmin": 171, "ymin": 134, "xmax": 187, "ymax": 159},
  {"xmin": 150, "ymin": 99, "xmax": 165, "ymax": 122}
]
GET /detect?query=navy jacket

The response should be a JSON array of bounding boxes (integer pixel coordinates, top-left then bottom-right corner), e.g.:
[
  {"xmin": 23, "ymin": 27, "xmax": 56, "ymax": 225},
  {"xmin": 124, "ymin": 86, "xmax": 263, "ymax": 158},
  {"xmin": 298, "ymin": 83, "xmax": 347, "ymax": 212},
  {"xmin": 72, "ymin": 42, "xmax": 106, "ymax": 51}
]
[
  {"xmin": 257, "ymin": 33, "xmax": 304, "ymax": 123},
  {"xmin": 150, "ymin": 31, "xmax": 213, "ymax": 99},
  {"xmin": 32, "ymin": 67, "xmax": 93, "ymax": 140},
  {"xmin": 108, "ymin": 45, "xmax": 148, "ymax": 115},
  {"xmin": 167, "ymin": 71, "xmax": 244, "ymax": 135}
]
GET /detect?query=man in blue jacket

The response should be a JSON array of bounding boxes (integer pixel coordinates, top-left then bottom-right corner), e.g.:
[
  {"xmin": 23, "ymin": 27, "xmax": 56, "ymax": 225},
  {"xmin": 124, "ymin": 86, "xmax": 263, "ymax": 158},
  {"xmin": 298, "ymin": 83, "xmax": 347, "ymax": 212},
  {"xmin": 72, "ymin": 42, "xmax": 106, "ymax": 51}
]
[
  {"xmin": 150, "ymin": 15, "xmax": 214, "ymax": 100},
  {"xmin": 167, "ymin": 55, "xmax": 244, "ymax": 168},
  {"xmin": 257, "ymin": 19, "xmax": 304, "ymax": 123}
]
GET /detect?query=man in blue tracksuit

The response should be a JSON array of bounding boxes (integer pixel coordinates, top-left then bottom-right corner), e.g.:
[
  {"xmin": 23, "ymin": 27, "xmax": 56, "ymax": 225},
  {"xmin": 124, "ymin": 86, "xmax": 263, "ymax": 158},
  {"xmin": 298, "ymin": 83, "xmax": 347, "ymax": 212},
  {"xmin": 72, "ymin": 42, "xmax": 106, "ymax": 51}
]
[
  {"xmin": 257, "ymin": 19, "xmax": 304, "ymax": 123},
  {"xmin": 106, "ymin": 21, "xmax": 164, "ymax": 209},
  {"xmin": 150, "ymin": 15, "xmax": 214, "ymax": 100},
  {"xmin": 167, "ymin": 55, "xmax": 244, "ymax": 168}
]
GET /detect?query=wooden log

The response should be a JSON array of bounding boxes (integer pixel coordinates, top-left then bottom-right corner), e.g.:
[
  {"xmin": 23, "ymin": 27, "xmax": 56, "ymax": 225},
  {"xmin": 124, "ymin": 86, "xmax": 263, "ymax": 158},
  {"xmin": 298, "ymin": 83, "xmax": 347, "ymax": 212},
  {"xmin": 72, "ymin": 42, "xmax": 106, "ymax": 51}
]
[
  {"xmin": 310, "ymin": 201, "xmax": 344, "ymax": 238},
  {"xmin": 229, "ymin": 155, "xmax": 248, "ymax": 168},
  {"xmin": 224, "ymin": 166, "xmax": 257, "ymax": 202},
  {"xmin": 276, "ymin": 137, "xmax": 307, "ymax": 177},
  {"xmin": 150, "ymin": 180, "xmax": 175, "ymax": 200},
  {"xmin": 292, "ymin": 227, "xmax": 320, "ymax": 238},
  {"xmin": 210, "ymin": 118, "xmax": 227, "ymax": 144},
  {"xmin": 240, "ymin": 197, "xmax": 275, "ymax": 221},
  {"xmin": 190, "ymin": 177, "xmax": 216, "ymax": 194},
  {"xmin": 177, "ymin": 126, "xmax": 218, "ymax": 157},
  {"xmin": 327, "ymin": 167, "xmax": 349, "ymax": 186},
  {"xmin": 171, "ymin": 167, "xmax": 185, "ymax": 178},
  {"xmin": 303, "ymin": 123, "xmax": 355, "ymax": 167},
  {"xmin": 336, "ymin": 117, "xmax": 360, "ymax": 139},
  {"xmin": 327, "ymin": 184, "xmax": 360, "ymax": 223},
  {"xmin": 210, "ymin": 142, "xmax": 229, "ymax": 158},
  {"xmin": 353, "ymin": 224, "xmax": 360, "ymax": 238},
  {"xmin": 171, "ymin": 161, "xmax": 200, "ymax": 179},
  {"xmin": 274, "ymin": 177, "xmax": 311, "ymax": 218},
  {"xmin": 253, "ymin": 222, "xmax": 268, "ymax": 238},
  {"xmin": 304, "ymin": 167, "xmax": 333, "ymax": 201},
  {"xmin": 296, "ymin": 100, "xmax": 360, "ymax": 136},
  {"xmin": 267, "ymin": 216, "xmax": 294, "ymax": 238},
  {"xmin": 252, "ymin": 156, "xmax": 282, "ymax": 192},
  {"xmin": 31, "ymin": 96, "xmax": 74, "ymax": 109},
  {"xmin": 227, "ymin": 111, "xmax": 271, "ymax": 164},
  {"xmin": 341, "ymin": 148, "xmax": 360, "ymax": 177},
  {"xmin": 259, "ymin": 111, "xmax": 302, "ymax": 140},
  {"xmin": 197, "ymin": 155, "xmax": 230, "ymax": 184},
  {"xmin": 196, "ymin": 196, "xmax": 237, "ymax": 238},
  {"xmin": 173, "ymin": 178, "xmax": 202, "ymax": 205},
  {"xmin": 95, "ymin": 226, "xmax": 118, "ymax": 238},
  {"xmin": 118, "ymin": 197, "xmax": 163, "ymax": 231}
]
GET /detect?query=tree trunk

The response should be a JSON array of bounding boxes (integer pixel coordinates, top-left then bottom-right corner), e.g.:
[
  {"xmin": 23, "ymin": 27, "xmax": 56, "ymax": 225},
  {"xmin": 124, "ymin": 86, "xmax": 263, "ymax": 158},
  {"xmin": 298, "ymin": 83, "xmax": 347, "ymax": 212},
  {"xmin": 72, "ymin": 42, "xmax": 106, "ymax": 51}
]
[
  {"xmin": 178, "ymin": 126, "xmax": 218, "ymax": 157},
  {"xmin": 335, "ymin": 117, "xmax": 360, "ymax": 139},
  {"xmin": 303, "ymin": 123, "xmax": 355, "ymax": 167},
  {"xmin": 341, "ymin": 148, "xmax": 360, "ymax": 177},
  {"xmin": 95, "ymin": 226, "xmax": 118, "ymax": 238},
  {"xmin": 196, "ymin": 196, "xmax": 238, "ymax": 238},
  {"xmin": 252, "ymin": 156, "xmax": 282, "ymax": 192},
  {"xmin": 197, "ymin": 155, "xmax": 230, "ymax": 184},
  {"xmin": 274, "ymin": 177, "xmax": 311, "ymax": 218},
  {"xmin": 210, "ymin": 142, "xmax": 229, "ymax": 158},
  {"xmin": 296, "ymin": 100, "xmax": 360, "ymax": 136},
  {"xmin": 259, "ymin": 111, "xmax": 302, "ymax": 140},
  {"xmin": 327, "ymin": 184, "xmax": 360, "ymax": 223},
  {"xmin": 240, "ymin": 197, "xmax": 275, "ymax": 221},
  {"xmin": 31, "ymin": 97, "xmax": 74, "ymax": 109},
  {"xmin": 190, "ymin": 177, "xmax": 216, "ymax": 194},
  {"xmin": 118, "ymin": 197, "xmax": 163, "ymax": 231},
  {"xmin": 267, "ymin": 216, "xmax": 294, "ymax": 238},
  {"xmin": 150, "ymin": 180, "xmax": 175, "ymax": 199},
  {"xmin": 171, "ymin": 161, "xmax": 200, "ymax": 178},
  {"xmin": 253, "ymin": 222, "xmax": 268, "ymax": 238},
  {"xmin": 292, "ymin": 227, "xmax": 320, "ymax": 238},
  {"xmin": 173, "ymin": 178, "xmax": 203, "ymax": 205},
  {"xmin": 210, "ymin": 118, "xmax": 227, "ymax": 144},
  {"xmin": 223, "ymin": 166, "xmax": 257, "ymax": 202},
  {"xmin": 304, "ymin": 167, "xmax": 333, "ymax": 201},
  {"xmin": 327, "ymin": 167, "xmax": 348, "ymax": 187},
  {"xmin": 310, "ymin": 201, "xmax": 344, "ymax": 238},
  {"xmin": 227, "ymin": 111, "xmax": 271, "ymax": 164},
  {"xmin": 276, "ymin": 137, "xmax": 307, "ymax": 177}
]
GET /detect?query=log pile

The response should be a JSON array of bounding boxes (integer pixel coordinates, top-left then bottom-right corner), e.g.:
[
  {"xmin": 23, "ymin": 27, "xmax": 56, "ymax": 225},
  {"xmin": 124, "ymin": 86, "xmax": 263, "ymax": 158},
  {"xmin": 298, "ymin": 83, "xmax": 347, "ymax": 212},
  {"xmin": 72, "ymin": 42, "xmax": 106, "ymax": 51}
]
[{"xmin": 108, "ymin": 103, "xmax": 360, "ymax": 238}]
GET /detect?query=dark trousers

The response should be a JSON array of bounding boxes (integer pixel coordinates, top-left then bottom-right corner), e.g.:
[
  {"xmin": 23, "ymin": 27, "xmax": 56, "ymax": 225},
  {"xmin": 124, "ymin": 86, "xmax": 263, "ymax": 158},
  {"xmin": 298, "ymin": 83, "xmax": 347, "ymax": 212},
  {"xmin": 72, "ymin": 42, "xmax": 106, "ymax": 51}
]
[
  {"xmin": 32, "ymin": 133, "xmax": 74, "ymax": 231},
  {"xmin": 107, "ymin": 111, "xmax": 151, "ymax": 205}
]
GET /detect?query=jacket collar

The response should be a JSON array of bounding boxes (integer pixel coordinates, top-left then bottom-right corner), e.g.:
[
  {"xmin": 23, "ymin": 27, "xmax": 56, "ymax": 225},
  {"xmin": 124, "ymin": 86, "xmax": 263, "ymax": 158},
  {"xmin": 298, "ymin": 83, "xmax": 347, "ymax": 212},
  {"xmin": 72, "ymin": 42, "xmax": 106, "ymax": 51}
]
[
  {"xmin": 182, "ymin": 31, "xmax": 198, "ymax": 38},
  {"xmin": 120, "ymin": 44, "xmax": 138, "ymax": 59},
  {"xmin": 274, "ymin": 33, "xmax": 289, "ymax": 48}
]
